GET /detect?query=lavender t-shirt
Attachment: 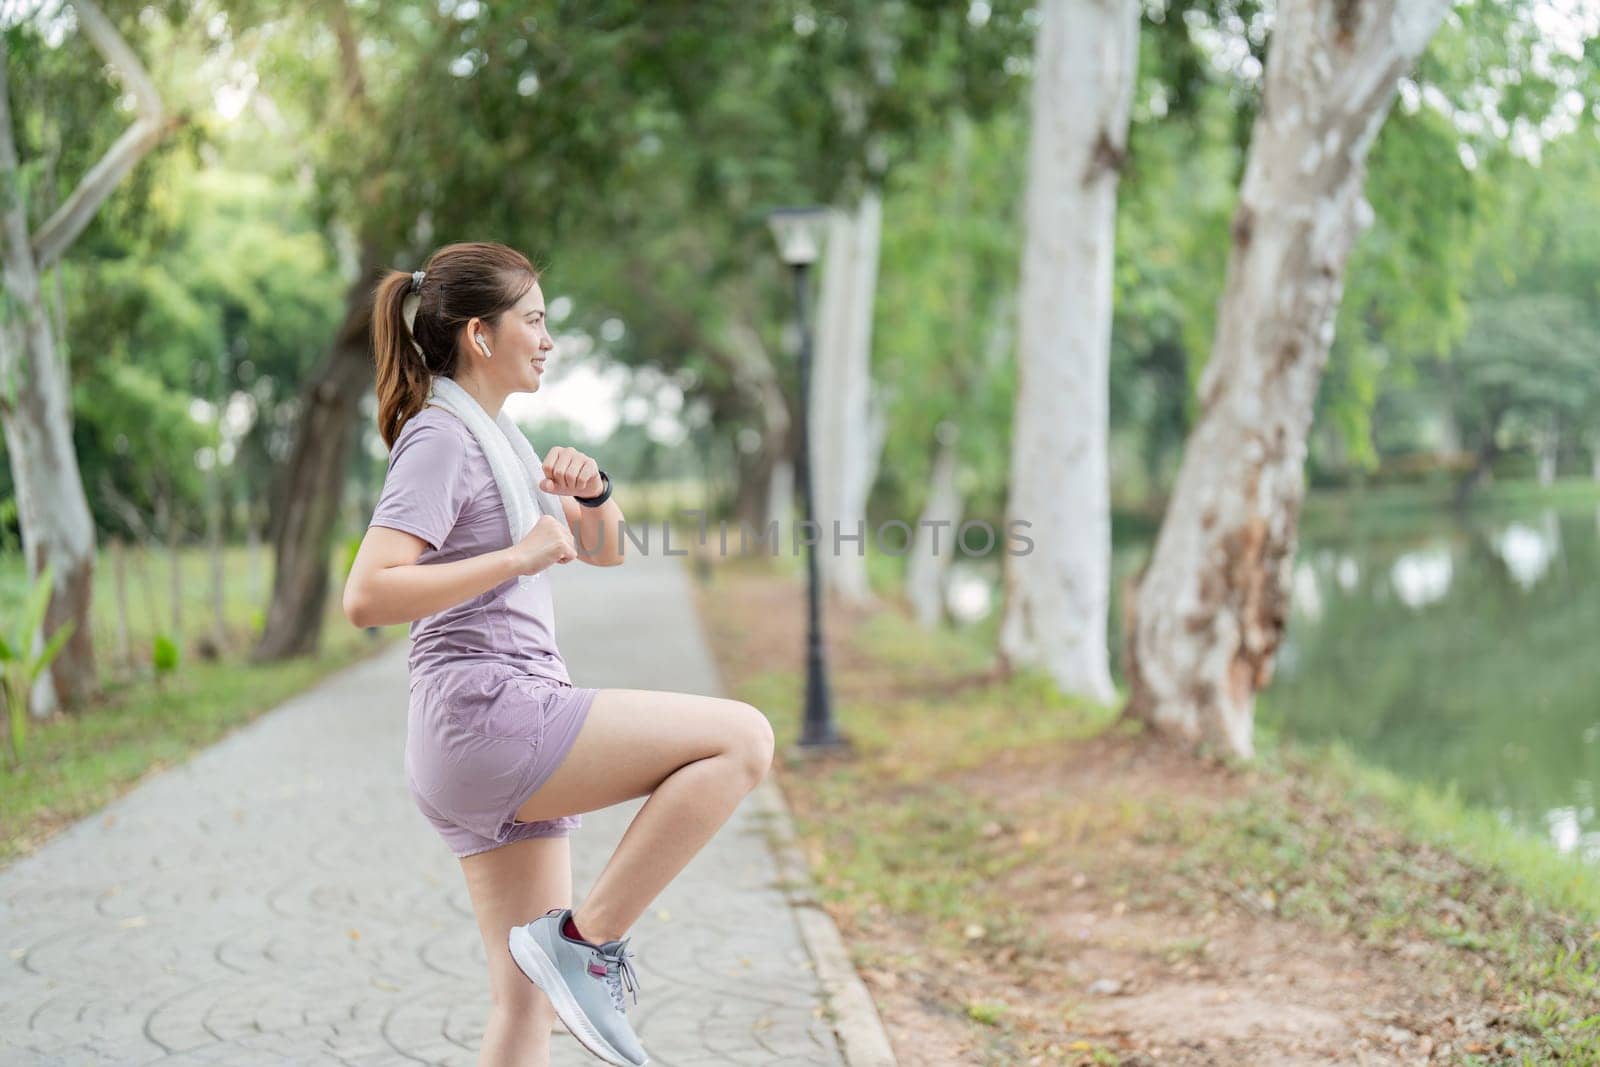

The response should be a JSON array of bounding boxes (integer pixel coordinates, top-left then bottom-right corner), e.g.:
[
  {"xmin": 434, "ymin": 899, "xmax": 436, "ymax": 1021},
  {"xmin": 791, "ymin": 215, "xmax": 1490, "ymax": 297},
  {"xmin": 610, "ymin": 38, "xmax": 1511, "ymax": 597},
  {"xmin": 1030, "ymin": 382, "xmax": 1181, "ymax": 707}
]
[{"xmin": 367, "ymin": 405, "xmax": 573, "ymax": 688}]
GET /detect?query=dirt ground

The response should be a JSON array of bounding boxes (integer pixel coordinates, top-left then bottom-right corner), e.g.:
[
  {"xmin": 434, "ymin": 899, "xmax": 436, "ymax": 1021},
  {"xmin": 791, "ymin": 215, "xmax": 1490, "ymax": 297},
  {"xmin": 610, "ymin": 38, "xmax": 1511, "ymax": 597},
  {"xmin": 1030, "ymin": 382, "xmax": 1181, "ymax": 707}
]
[
  {"xmin": 854, "ymin": 731, "xmax": 1506, "ymax": 1066},
  {"xmin": 692, "ymin": 559, "xmax": 1566, "ymax": 1066}
]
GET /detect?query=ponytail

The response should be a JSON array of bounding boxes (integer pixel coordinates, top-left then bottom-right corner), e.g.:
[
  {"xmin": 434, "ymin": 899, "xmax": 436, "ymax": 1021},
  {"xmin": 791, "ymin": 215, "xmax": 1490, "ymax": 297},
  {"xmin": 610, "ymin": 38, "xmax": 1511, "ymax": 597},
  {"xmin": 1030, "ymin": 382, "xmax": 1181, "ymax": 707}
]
[
  {"xmin": 369, "ymin": 241, "xmax": 540, "ymax": 450},
  {"xmin": 372, "ymin": 270, "xmax": 436, "ymax": 450}
]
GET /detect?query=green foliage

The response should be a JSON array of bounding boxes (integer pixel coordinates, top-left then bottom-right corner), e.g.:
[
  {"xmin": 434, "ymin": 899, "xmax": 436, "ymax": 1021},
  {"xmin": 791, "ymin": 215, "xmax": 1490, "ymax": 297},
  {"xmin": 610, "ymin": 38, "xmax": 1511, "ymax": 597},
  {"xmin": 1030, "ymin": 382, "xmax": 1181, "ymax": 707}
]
[
  {"xmin": 0, "ymin": 564, "xmax": 77, "ymax": 770},
  {"xmin": 1452, "ymin": 294, "xmax": 1600, "ymax": 443},
  {"xmin": 873, "ymin": 110, "xmax": 1023, "ymax": 526},
  {"xmin": 0, "ymin": 499, "xmax": 17, "ymax": 556},
  {"xmin": 1311, "ymin": 0, "xmax": 1600, "ymax": 478},
  {"xmin": 150, "ymin": 634, "xmax": 179, "ymax": 676},
  {"xmin": 341, "ymin": 532, "xmax": 364, "ymax": 582},
  {"xmin": 61, "ymin": 162, "xmax": 345, "ymax": 542},
  {"xmin": 1319, "ymin": 105, "xmax": 1487, "ymax": 470}
]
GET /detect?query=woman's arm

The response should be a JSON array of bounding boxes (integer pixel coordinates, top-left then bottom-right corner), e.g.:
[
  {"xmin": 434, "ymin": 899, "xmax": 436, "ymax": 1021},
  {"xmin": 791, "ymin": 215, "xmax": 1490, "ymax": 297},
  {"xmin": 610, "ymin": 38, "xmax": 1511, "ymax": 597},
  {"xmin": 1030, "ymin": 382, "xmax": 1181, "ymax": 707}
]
[
  {"xmin": 343, "ymin": 525, "xmax": 528, "ymax": 628},
  {"xmin": 562, "ymin": 492, "xmax": 626, "ymax": 566}
]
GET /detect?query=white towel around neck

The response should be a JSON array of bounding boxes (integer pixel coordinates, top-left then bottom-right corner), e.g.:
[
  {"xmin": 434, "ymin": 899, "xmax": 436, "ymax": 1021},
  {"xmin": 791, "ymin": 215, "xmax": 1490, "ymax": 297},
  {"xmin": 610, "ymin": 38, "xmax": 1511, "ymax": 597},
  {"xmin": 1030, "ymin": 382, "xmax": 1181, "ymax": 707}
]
[{"xmin": 424, "ymin": 374, "xmax": 572, "ymax": 588}]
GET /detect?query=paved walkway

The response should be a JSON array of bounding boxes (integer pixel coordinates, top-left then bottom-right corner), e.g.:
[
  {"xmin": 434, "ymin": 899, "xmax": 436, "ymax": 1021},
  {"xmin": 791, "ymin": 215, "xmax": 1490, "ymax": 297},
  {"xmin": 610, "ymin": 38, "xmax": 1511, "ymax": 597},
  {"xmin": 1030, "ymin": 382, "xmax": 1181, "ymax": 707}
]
[{"xmin": 1, "ymin": 551, "xmax": 876, "ymax": 1065}]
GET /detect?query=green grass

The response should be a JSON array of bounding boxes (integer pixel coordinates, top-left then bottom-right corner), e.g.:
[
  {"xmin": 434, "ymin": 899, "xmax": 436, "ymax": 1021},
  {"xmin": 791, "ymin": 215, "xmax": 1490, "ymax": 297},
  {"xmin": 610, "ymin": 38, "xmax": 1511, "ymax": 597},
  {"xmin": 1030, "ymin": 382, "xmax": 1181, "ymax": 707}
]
[
  {"xmin": 1153, "ymin": 740, "xmax": 1600, "ymax": 1062},
  {"xmin": 0, "ymin": 542, "xmax": 287, "ymax": 670},
  {"xmin": 700, "ymin": 563, "xmax": 1600, "ymax": 1063},
  {"xmin": 727, "ymin": 597, "xmax": 1117, "ymax": 965},
  {"xmin": 1302, "ymin": 477, "xmax": 1600, "ymax": 530}
]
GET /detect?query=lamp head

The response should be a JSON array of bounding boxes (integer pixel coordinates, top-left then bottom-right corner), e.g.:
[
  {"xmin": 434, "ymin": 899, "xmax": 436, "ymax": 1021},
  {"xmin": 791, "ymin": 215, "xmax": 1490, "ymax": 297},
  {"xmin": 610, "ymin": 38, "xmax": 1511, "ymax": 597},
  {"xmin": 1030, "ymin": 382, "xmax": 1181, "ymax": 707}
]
[{"xmin": 765, "ymin": 206, "xmax": 830, "ymax": 267}]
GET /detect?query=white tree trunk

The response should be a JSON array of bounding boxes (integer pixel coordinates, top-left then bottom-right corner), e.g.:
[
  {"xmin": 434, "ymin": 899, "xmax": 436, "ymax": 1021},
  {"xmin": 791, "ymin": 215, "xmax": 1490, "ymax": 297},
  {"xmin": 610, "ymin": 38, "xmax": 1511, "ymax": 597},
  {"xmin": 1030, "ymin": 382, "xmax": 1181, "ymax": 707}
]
[
  {"xmin": 908, "ymin": 422, "xmax": 964, "ymax": 629},
  {"xmin": 1126, "ymin": 0, "xmax": 1450, "ymax": 758},
  {"xmin": 811, "ymin": 190, "xmax": 885, "ymax": 606},
  {"xmin": 998, "ymin": 0, "xmax": 1139, "ymax": 706},
  {"xmin": 1, "ymin": 61, "xmax": 96, "ymax": 719},
  {"xmin": 1535, "ymin": 419, "xmax": 1559, "ymax": 486},
  {"xmin": 767, "ymin": 459, "xmax": 795, "ymax": 540},
  {"xmin": 725, "ymin": 316, "xmax": 793, "ymax": 534},
  {"xmin": 247, "ymin": 495, "xmax": 264, "ymax": 607},
  {"xmin": 0, "ymin": 0, "xmax": 173, "ymax": 716}
]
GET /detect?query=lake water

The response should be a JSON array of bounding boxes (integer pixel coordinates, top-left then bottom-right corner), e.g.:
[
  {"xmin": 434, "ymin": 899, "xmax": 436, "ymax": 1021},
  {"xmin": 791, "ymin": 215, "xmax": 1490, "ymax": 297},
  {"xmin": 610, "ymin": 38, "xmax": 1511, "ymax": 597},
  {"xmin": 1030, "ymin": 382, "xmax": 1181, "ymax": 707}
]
[{"xmin": 945, "ymin": 497, "xmax": 1600, "ymax": 862}]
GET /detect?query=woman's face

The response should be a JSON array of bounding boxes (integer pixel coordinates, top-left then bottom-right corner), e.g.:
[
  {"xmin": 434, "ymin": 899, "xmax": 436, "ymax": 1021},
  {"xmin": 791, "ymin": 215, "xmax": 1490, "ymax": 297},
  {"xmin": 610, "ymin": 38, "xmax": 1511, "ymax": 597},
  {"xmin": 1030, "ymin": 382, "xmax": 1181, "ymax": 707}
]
[{"xmin": 466, "ymin": 280, "xmax": 555, "ymax": 393}]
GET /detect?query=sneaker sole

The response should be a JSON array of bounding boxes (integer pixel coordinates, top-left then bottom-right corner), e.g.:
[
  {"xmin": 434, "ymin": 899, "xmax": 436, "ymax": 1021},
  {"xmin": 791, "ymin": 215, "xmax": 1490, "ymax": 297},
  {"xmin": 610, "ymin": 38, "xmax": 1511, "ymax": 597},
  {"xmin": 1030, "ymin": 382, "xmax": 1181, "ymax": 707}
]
[{"xmin": 508, "ymin": 925, "xmax": 646, "ymax": 1067}]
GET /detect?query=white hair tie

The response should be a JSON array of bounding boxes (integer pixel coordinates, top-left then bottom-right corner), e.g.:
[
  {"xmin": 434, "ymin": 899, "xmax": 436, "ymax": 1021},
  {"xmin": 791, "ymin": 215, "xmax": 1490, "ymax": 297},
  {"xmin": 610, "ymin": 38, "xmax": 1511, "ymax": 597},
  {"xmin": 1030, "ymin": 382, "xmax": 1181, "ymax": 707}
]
[{"xmin": 401, "ymin": 269, "xmax": 427, "ymax": 357}]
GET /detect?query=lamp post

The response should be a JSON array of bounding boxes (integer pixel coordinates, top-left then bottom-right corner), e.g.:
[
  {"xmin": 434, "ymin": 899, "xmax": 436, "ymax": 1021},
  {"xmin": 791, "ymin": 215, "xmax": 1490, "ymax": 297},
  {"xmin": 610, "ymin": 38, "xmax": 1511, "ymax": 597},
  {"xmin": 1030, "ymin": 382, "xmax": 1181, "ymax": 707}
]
[{"xmin": 766, "ymin": 207, "xmax": 848, "ymax": 752}]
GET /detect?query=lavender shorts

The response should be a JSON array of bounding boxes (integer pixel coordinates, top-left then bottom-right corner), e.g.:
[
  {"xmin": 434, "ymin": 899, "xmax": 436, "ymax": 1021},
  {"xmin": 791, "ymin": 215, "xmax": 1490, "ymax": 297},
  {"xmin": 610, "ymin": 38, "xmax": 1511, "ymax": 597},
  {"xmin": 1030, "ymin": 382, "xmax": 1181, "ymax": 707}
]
[{"xmin": 405, "ymin": 661, "xmax": 599, "ymax": 859}]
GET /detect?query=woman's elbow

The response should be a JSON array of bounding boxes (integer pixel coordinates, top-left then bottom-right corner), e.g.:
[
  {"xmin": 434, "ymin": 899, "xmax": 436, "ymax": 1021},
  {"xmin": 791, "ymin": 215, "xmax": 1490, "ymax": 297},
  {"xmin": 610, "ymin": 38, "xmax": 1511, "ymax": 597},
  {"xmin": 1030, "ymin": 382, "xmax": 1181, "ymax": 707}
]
[{"xmin": 343, "ymin": 582, "xmax": 373, "ymax": 628}]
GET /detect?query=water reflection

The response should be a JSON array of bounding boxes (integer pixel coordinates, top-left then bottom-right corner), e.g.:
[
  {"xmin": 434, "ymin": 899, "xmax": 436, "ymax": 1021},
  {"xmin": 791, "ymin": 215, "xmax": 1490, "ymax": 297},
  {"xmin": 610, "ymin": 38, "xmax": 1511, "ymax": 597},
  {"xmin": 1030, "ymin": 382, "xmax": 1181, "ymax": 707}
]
[
  {"xmin": 1293, "ymin": 562, "xmax": 1323, "ymax": 622},
  {"xmin": 1388, "ymin": 544, "xmax": 1453, "ymax": 609},
  {"xmin": 1546, "ymin": 806, "xmax": 1600, "ymax": 863},
  {"xmin": 1260, "ymin": 505, "xmax": 1598, "ymax": 862},
  {"xmin": 1496, "ymin": 517, "xmax": 1559, "ymax": 590},
  {"xmin": 947, "ymin": 501, "xmax": 1600, "ymax": 863}
]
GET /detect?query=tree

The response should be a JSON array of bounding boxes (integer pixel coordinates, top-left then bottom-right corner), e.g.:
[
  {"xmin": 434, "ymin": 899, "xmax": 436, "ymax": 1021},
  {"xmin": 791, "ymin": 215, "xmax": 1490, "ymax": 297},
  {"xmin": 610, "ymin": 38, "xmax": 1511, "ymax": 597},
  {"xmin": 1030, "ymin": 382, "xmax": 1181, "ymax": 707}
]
[
  {"xmin": 245, "ymin": 0, "xmax": 752, "ymax": 659},
  {"xmin": 1124, "ymin": 0, "xmax": 1452, "ymax": 757},
  {"xmin": 0, "ymin": 0, "xmax": 181, "ymax": 716},
  {"xmin": 875, "ymin": 111, "xmax": 1023, "ymax": 627},
  {"xmin": 999, "ymin": 0, "xmax": 1141, "ymax": 705},
  {"xmin": 1446, "ymin": 294, "xmax": 1600, "ymax": 501}
]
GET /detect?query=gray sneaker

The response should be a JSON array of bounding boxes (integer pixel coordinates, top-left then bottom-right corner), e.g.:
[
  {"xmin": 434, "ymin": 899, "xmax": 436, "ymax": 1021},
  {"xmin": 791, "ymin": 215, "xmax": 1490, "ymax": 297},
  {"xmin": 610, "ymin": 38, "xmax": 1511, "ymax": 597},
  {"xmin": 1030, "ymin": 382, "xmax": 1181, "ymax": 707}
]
[{"xmin": 508, "ymin": 907, "xmax": 648, "ymax": 1066}]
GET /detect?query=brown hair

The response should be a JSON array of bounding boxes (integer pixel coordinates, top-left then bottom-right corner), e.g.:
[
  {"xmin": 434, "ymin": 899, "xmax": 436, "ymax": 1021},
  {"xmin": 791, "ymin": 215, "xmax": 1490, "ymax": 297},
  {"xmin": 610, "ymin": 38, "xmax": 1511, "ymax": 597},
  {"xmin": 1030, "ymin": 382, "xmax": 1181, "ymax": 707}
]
[{"xmin": 371, "ymin": 241, "xmax": 540, "ymax": 449}]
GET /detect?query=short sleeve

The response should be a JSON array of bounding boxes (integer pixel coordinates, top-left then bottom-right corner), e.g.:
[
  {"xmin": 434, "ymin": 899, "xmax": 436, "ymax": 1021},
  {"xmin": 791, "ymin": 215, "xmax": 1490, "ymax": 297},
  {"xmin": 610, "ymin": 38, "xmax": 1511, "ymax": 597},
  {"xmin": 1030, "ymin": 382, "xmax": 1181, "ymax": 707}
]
[{"xmin": 368, "ymin": 417, "xmax": 471, "ymax": 551}]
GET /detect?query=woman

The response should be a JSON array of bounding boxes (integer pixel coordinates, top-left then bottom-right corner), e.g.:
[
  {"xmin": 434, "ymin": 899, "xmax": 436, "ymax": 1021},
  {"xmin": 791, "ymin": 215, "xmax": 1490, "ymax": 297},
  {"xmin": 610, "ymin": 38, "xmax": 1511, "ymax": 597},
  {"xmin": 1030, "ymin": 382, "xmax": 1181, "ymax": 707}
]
[{"xmin": 342, "ymin": 241, "xmax": 776, "ymax": 1067}]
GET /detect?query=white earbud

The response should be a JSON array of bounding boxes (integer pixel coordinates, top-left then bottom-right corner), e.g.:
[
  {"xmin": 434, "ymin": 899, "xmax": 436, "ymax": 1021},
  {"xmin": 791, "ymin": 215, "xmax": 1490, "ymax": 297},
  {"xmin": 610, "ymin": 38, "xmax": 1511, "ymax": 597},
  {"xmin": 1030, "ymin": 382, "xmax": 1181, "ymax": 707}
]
[{"xmin": 475, "ymin": 334, "xmax": 492, "ymax": 358}]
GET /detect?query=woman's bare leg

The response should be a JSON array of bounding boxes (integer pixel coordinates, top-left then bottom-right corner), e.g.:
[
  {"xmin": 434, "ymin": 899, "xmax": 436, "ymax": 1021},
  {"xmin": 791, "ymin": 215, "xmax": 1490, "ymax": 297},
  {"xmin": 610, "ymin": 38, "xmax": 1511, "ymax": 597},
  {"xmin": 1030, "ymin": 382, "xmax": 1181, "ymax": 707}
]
[
  {"xmin": 510, "ymin": 688, "xmax": 775, "ymax": 943},
  {"xmin": 459, "ymin": 834, "xmax": 572, "ymax": 1067}
]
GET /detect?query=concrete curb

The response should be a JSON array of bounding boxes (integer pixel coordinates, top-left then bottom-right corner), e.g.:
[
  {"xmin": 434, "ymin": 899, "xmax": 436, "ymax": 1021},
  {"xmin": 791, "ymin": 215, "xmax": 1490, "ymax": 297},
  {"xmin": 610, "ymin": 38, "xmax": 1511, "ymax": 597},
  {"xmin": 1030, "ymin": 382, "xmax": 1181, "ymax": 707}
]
[{"xmin": 750, "ymin": 773, "xmax": 900, "ymax": 1067}]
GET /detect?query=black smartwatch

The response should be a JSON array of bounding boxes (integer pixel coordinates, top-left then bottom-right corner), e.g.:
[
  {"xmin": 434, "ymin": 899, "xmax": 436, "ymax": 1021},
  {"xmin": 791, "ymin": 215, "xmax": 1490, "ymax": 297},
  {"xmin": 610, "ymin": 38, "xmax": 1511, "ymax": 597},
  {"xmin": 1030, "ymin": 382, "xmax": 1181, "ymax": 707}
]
[{"xmin": 575, "ymin": 469, "xmax": 612, "ymax": 508}]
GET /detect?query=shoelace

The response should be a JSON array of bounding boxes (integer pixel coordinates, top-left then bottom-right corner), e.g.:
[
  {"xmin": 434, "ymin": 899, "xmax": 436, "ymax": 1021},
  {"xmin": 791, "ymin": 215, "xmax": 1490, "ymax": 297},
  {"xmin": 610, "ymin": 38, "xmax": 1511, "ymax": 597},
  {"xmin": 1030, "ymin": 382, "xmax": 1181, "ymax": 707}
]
[{"xmin": 595, "ymin": 940, "xmax": 640, "ymax": 1013}]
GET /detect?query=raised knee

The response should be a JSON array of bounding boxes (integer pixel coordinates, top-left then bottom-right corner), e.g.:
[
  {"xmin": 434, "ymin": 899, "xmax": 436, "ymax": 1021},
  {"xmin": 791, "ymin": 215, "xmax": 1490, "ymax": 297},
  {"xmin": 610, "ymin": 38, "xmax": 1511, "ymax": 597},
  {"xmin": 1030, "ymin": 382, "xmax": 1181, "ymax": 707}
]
[{"xmin": 731, "ymin": 704, "xmax": 776, "ymax": 786}]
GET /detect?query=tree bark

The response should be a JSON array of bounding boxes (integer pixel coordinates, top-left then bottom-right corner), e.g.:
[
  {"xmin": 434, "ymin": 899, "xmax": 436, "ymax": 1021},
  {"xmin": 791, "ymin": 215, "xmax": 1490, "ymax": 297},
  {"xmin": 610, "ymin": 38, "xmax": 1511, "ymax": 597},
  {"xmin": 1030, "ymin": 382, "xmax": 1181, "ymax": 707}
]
[
  {"xmin": 724, "ymin": 317, "xmax": 793, "ymax": 534},
  {"xmin": 1124, "ymin": 0, "xmax": 1450, "ymax": 758},
  {"xmin": 0, "ymin": 239, "xmax": 99, "ymax": 719},
  {"xmin": 30, "ymin": 0, "xmax": 182, "ymax": 273},
  {"xmin": 206, "ymin": 454, "xmax": 227, "ymax": 653},
  {"xmin": 999, "ymin": 0, "xmax": 1139, "ymax": 706},
  {"xmin": 165, "ymin": 488, "xmax": 182, "ymax": 645},
  {"xmin": 251, "ymin": 242, "xmax": 384, "ymax": 661},
  {"xmin": 766, "ymin": 458, "xmax": 795, "ymax": 541},
  {"xmin": 0, "ymin": 2, "xmax": 175, "ymax": 715},
  {"xmin": 907, "ymin": 422, "xmax": 963, "ymax": 629},
  {"xmin": 1535, "ymin": 417, "xmax": 1558, "ymax": 487},
  {"xmin": 111, "ymin": 535, "xmax": 129, "ymax": 669},
  {"xmin": 811, "ymin": 191, "xmax": 886, "ymax": 606}
]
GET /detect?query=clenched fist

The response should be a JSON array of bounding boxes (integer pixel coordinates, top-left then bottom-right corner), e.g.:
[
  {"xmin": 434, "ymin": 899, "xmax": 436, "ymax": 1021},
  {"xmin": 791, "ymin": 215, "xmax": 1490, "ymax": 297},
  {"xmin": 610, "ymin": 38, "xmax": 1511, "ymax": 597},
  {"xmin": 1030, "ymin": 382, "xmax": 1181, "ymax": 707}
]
[
  {"xmin": 538, "ymin": 446, "xmax": 604, "ymax": 498},
  {"xmin": 511, "ymin": 514, "xmax": 577, "ymax": 575}
]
